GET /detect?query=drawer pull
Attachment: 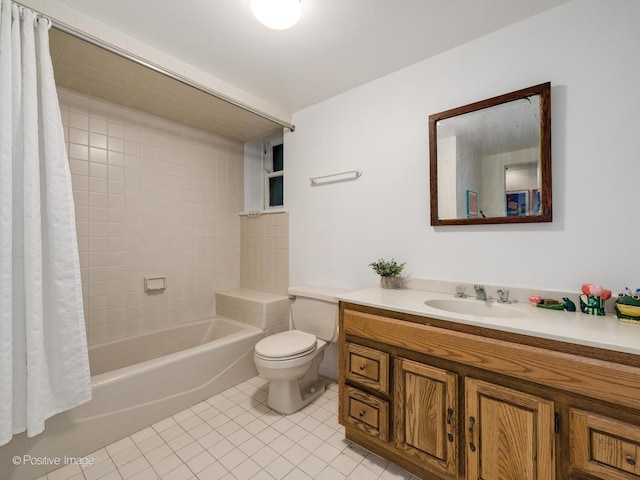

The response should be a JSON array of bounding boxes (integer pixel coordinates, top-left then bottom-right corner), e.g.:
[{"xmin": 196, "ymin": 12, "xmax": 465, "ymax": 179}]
[
  {"xmin": 469, "ymin": 416, "xmax": 476, "ymax": 452},
  {"xmin": 626, "ymin": 456, "xmax": 636, "ymax": 466},
  {"xmin": 359, "ymin": 365, "xmax": 366, "ymax": 371},
  {"xmin": 359, "ymin": 410, "xmax": 366, "ymax": 417},
  {"xmin": 447, "ymin": 407, "xmax": 454, "ymax": 425}
]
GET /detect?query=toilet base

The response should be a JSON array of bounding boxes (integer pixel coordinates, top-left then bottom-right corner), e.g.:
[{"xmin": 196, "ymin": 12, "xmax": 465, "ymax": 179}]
[{"xmin": 265, "ymin": 352, "xmax": 326, "ymax": 414}]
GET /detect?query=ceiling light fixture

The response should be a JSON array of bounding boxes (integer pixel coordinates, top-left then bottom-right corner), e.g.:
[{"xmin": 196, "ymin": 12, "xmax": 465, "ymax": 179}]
[{"xmin": 250, "ymin": 0, "xmax": 301, "ymax": 30}]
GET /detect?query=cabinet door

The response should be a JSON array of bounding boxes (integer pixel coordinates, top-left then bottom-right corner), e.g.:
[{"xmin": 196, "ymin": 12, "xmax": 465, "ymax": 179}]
[
  {"xmin": 465, "ymin": 378, "xmax": 555, "ymax": 480},
  {"xmin": 570, "ymin": 408, "xmax": 640, "ymax": 480},
  {"xmin": 394, "ymin": 358, "xmax": 458, "ymax": 477}
]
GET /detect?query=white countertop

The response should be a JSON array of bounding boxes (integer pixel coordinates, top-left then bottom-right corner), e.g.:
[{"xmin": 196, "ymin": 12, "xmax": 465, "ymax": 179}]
[{"xmin": 337, "ymin": 287, "xmax": 640, "ymax": 356}]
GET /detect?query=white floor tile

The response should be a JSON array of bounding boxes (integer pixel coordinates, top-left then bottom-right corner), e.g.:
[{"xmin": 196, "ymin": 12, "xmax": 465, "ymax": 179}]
[
  {"xmin": 117, "ymin": 456, "xmax": 151, "ymax": 479},
  {"xmin": 217, "ymin": 448, "xmax": 248, "ymax": 471},
  {"xmin": 269, "ymin": 435, "xmax": 294, "ymax": 454},
  {"xmin": 330, "ymin": 452, "xmax": 360, "ymax": 476},
  {"xmin": 314, "ymin": 441, "xmax": 342, "ymax": 463},
  {"xmin": 161, "ymin": 464, "xmax": 194, "ymax": 480},
  {"xmin": 127, "ymin": 467, "xmax": 159, "ymax": 480},
  {"xmin": 230, "ymin": 458, "xmax": 262, "ymax": 479},
  {"xmin": 111, "ymin": 446, "xmax": 142, "ymax": 468},
  {"xmin": 264, "ymin": 456, "xmax": 295, "ymax": 479},
  {"xmin": 167, "ymin": 432, "xmax": 194, "ymax": 452},
  {"xmin": 316, "ymin": 465, "xmax": 347, "ymax": 480},
  {"xmin": 45, "ymin": 376, "xmax": 412, "ymax": 480},
  {"xmin": 251, "ymin": 445, "xmax": 280, "ymax": 468},
  {"xmin": 151, "ymin": 453, "xmax": 182, "ymax": 477},
  {"xmin": 83, "ymin": 459, "xmax": 117, "ymax": 480},
  {"xmin": 195, "ymin": 461, "xmax": 228, "ymax": 480},
  {"xmin": 105, "ymin": 438, "xmax": 135, "ymax": 457},
  {"xmin": 297, "ymin": 454, "xmax": 327, "ymax": 478},
  {"xmin": 136, "ymin": 435, "xmax": 164, "ymax": 455},
  {"xmin": 175, "ymin": 441, "xmax": 204, "ymax": 463},
  {"xmin": 47, "ymin": 464, "xmax": 83, "ymax": 480},
  {"xmin": 196, "ymin": 430, "xmax": 224, "ymax": 450},
  {"xmin": 185, "ymin": 450, "xmax": 216, "ymax": 474},
  {"xmin": 208, "ymin": 438, "xmax": 235, "ymax": 460},
  {"xmin": 280, "ymin": 443, "xmax": 309, "ymax": 466}
]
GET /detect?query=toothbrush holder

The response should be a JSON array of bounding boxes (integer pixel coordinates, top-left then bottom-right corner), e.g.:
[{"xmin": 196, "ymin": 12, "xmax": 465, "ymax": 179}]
[{"xmin": 579, "ymin": 294, "xmax": 605, "ymax": 316}]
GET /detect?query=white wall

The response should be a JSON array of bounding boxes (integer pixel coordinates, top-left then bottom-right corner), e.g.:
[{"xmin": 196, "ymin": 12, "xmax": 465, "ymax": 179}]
[{"xmin": 286, "ymin": 0, "xmax": 640, "ymax": 294}]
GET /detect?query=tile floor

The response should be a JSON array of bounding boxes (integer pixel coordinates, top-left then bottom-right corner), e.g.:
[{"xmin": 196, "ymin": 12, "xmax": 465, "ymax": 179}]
[{"xmin": 41, "ymin": 377, "xmax": 418, "ymax": 480}]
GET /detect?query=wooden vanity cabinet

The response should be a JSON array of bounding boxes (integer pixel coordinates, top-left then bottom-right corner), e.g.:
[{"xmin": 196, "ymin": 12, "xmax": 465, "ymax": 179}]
[{"xmin": 339, "ymin": 302, "xmax": 640, "ymax": 480}]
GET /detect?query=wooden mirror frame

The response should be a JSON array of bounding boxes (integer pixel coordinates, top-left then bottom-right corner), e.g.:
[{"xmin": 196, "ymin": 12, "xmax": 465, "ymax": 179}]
[{"xmin": 429, "ymin": 82, "xmax": 552, "ymax": 226}]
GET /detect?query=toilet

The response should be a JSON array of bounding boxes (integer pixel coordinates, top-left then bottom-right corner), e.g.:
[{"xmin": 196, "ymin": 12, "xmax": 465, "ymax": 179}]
[{"xmin": 254, "ymin": 285, "xmax": 348, "ymax": 414}]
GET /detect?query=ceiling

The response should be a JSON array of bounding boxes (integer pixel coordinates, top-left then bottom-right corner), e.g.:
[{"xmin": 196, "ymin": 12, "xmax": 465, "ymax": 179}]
[
  {"xmin": 49, "ymin": 29, "xmax": 284, "ymax": 142},
  {"xmin": 53, "ymin": 0, "xmax": 570, "ymax": 114}
]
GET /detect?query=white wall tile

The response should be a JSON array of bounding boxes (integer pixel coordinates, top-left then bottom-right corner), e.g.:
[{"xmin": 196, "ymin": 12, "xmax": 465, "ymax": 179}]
[{"xmin": 60, "ymin": 88, "xmax": 244, "ymax": 344}]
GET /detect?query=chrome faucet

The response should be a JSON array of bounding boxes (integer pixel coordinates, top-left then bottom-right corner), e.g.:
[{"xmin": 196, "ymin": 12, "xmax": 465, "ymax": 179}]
[{"xmin": 474, "ymin": 284, "xmax": 487, "ymax": 301}]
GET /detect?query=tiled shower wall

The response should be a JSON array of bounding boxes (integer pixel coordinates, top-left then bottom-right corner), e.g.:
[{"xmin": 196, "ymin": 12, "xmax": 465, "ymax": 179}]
[
  {"xmin": 240, "ymin": 212, "xmax": 289, "ymax": 296},
  {"xmin": 58, "ymin": 88, "xmax": 244, "ymax": 345}
]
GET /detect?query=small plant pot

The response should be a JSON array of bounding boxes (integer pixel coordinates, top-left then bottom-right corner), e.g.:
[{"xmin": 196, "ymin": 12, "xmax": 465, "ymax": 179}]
[{"xmin": 380, "ymin": 276, "xmax": 403, "ymax": 289}]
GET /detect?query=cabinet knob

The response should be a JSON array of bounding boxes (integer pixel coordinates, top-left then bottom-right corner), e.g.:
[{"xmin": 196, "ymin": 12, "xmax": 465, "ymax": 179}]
[
  {"xmin": 626, "ymin": 456, "xmax": 636, "ymax": 466},
  {"xmin": 358, "ymin": 410, "xmax": 365, "ymax": 417},
  {"xmin": 359, "ymin": 365, "xmax": 366, "ymax": 371}
]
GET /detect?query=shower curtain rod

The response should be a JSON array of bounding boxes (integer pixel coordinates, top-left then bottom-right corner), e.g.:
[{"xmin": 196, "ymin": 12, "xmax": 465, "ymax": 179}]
[{"xmin": 50, "ymin": 20, "xmax": 296, "ymax": 133}]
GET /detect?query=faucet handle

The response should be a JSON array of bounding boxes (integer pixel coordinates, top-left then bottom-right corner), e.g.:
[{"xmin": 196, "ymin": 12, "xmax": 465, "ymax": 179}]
[
  {"xmin": 455, "ymin": 285, "xmax": 467, "ymax": 298},
  {"xmin": 497, "ymin": 289, "xmax": 510, "ymax": 303}
]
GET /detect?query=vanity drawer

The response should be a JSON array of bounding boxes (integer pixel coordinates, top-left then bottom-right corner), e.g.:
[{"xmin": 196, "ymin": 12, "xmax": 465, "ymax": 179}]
[
  {"xmin": 570, "ymin": 408, "xmax": 640, "ymax": 480},
  {"xmin": 343, "ymin": 385, "xmax": 389, "ymax": 442},
  {"xmin": 346, "ymin": 343, "xmax": 389, "ymax": 393}
]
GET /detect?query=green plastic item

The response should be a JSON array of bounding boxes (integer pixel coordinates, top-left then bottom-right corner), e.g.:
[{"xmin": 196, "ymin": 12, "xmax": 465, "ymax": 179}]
[{"xmin": 536, "ymin": 303, "xmax": 565, "ymax": 310}]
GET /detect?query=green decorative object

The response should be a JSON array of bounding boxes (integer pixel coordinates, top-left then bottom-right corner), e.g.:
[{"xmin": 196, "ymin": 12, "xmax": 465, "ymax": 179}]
[
  {"xmin": 563, "ymin": 297, "xmax": 577, "ymax": 312},
  {"xmin": 615, "ymin": 290, "xmax": 640, "ymax": 324},
  {"xmin": 369, "ymin": 258, "xmax": 406, "ymax": 289},
  {"xmin": 579, "ymin": 294, "xmax": 605, "ymax": 316}
]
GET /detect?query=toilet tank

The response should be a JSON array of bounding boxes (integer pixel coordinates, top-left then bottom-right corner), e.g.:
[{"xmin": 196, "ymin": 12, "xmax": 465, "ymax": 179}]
[{"xmin": 288, "ymin": 286, "xmax": 350, "ymax": 342}]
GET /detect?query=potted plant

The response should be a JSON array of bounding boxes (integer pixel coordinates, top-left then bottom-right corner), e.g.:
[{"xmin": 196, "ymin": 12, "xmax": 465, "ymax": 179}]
[{"xmin": 369, "ymin": 258, "xmax": 406, "ymax": 289}]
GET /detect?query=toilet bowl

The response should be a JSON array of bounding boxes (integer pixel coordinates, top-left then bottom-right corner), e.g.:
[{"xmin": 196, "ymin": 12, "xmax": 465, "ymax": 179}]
[{"xmin": 253, "ymin": 286, "xmax": 348, "ymax": 414}]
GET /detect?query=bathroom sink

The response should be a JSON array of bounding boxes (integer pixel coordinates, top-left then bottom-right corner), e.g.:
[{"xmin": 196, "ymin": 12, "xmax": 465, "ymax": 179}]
[{"xmin": 424, "ymin": 298, "xmax": 528, "ymax": 319}]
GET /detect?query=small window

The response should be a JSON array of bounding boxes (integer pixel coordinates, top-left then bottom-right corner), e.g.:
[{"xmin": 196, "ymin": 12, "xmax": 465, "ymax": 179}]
[{"xmin": 264, "ymin": 143, "xmax": 284, "ymax": 208}]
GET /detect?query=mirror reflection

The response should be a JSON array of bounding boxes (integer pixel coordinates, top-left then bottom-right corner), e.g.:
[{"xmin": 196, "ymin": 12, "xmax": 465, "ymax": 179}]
[{"xmin": 429, "ymin": 83, "xmax": 551, "ymax": 226}]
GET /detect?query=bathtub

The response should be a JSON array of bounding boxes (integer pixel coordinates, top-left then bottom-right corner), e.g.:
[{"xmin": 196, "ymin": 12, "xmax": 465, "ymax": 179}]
[{"xmin": 1, "ymin": 317, "xmax": 264, "ymax": 480}]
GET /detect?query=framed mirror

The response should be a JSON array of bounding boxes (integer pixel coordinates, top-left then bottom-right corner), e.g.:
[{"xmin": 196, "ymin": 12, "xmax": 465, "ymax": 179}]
[{"xmin": 429, "ymin": 82, "xmax": 551, "ymax": 226}]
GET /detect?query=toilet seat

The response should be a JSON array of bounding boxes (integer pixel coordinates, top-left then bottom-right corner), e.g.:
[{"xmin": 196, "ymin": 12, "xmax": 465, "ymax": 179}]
[{"xmin": 255, "ymin": 330, "xmax": 317, "ymax": 361}]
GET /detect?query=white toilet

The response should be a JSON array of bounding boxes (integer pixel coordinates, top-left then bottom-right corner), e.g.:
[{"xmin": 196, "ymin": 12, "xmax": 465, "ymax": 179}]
[{"xmin": 254, "ymin": 285, "xmax": 348, "ymax": 414}]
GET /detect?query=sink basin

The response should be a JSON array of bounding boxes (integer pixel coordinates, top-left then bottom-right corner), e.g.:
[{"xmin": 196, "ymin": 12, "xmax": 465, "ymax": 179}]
[{"xmin": 424, "ymin": 298, "xmax": 528, "ymax": 319}]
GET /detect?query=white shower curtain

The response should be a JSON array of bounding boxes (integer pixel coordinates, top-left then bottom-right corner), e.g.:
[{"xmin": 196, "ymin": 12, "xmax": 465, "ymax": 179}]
[{"xmin": 0, "ymin": 0, "xmax": 91, "ymax": 446}]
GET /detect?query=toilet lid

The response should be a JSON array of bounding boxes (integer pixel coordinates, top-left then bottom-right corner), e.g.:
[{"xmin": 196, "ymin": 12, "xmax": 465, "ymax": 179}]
[{"xmin": 255, "ymin": 330, "xmax": 317, "ymax": 360}]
